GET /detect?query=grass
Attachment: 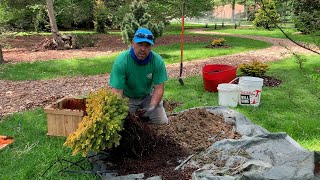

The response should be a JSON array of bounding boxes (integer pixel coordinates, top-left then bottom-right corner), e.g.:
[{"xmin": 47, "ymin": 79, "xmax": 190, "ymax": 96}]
[
  {"xmin": 207, "ymin": 26, "xmax": 319, "ymax": 44},
  {"xmin": 164, "ymin": 55, "xmax": 320, "ymax": 151},
  {"xmin": 0, "ymin": 109, "xmax": 96, "ymax": 179},
  {"xmin": 0, "ymin": 35, "xmax": 271, "ymax": 81},
  {"xmin": 1, "ymin": 55, "xmax": 319, "ymax": 179}
]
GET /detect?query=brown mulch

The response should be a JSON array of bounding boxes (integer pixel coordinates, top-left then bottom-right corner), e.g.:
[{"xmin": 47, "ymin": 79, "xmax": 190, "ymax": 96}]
[
  {"xmin": 231, "ymin": 75, "xmax": 282, "ymax": 87},
  {"xmin": 110, "ymin": 108, "xmax": 240, "ymax": 179},
  {"xmin": 2, "ymin": 34, "xmax": 210, "ymax": 63}
]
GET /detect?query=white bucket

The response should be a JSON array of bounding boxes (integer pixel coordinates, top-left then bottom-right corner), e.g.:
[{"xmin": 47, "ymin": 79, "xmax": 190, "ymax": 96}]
[
  {"xmin": 238, "ymin": 76, "xmax": 264, "ymax": 106},
  {"xmin": 217, "ymin": 83, "xmax": 239, "ymax": 107}
]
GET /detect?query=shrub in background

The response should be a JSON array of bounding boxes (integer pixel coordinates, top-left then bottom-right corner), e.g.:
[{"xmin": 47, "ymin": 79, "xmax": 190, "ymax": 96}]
[
  {"xmin": 121, "ymin": 0, "xmax": 164, "ymax": 45},
  {"xmin": 64, "ymin": 88, "xmax": 128, "ymax": 157},
  {"xmin": 253, "ymin": 0, "xmax": 280, "ymax": 30},
  {"xmin": 239, "ymin": 60, "xmax": 269, "ymax": 77},
  {"xmin": 71, "ymin": 34, "xmax": 97, "ymax": 49},
  {"xmin": 293, "ymin": 0, "xmax": 320, "ymax": 35},
  {"xmin": 211, "ymin": 38, "xmax": 226, "ymax": 46},
  {"xmin": 93, "ymin": 0, "xmax": 109, "ymax": 33}
]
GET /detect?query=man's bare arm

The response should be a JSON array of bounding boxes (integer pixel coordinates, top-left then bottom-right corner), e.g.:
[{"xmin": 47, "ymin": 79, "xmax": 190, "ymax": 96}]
[{"xmin": 150, "ymin": 83, "xmax": 164, "ymax": 107}]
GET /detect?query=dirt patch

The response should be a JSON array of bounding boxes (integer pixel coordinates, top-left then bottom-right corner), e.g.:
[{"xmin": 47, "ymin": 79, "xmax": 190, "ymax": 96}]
[
  {"xmin": 205, "ymin": 45, "xmax": 231, "ymax": 49},
  {"xmin": 261, "ymin": 76, "xmax": 282, "ymax": 87},
  {"xmin": 108, "ymin": 108, "xmax": 240, "ymax": 179},
  {"xmin": 316, "ymin": 161, "xmax": 320, "ymax": 175},
  {"xmin": 163, "ymin": 100, "xmax": 182, "ymax": 112},
  {"xmin": 2, "ymin": 34, "xmax": 210, "ymax": 64},
  {"xmin": 232, "ymin": 75, "xmax": 282, "ymax": 87}
]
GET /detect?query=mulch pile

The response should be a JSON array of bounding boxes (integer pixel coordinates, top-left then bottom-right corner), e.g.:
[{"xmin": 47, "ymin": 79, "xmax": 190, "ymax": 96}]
[{"xmin": 108, "ymin": 108, "xmax": 241, "ymax": 179}]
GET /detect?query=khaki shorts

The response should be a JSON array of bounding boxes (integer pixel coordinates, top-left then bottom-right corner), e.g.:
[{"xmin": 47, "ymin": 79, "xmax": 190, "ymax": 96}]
[{"xmin": 127, "ymin": 95, "xmax": 168, "ymax": 124}]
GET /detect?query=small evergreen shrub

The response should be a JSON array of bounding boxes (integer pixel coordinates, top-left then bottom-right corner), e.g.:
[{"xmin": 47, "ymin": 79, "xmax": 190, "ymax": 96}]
[
  {"xmin": 239, "ymin": 60, "xmax": 269, "ymax": 77},
  {"xmin": 72, "ymin": 34, "xmax": 97, "ymax": 49},
  {"xmin": 211, "ymin": 38, "xmax": 226, "ymax": 46},
  {"xmin": 64, "ymin": 88, "xmax": 129, "ymax": 157},
  {"xmin": 93, "ymin": 0, "xmax": 109, "ymax": 33},
  {"xmin": 253, "ymin": 0, "xmax": 280, "ymax": 30}
]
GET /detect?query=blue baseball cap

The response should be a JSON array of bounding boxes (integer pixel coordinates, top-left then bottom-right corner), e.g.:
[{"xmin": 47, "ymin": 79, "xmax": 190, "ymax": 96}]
[{"xmin": 133, "ymin": 28, "xmax": 154, "ymax": 46}]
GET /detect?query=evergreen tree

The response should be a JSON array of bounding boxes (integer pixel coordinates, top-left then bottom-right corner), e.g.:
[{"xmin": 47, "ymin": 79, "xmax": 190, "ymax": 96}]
[
  {"xmin": 293, "ymin": 0, "xmax": 320, "ymax": 35},
  {"xmin": 121, "ymin": 0, "xmax": 164, "ymax": 45},
  {"xmin": 253, "ymin": 0, "xmax": 280, "ymax": 30},
  {"xmin": 93, "ymin": 0, "xmax": 109, "ymax": 33}
]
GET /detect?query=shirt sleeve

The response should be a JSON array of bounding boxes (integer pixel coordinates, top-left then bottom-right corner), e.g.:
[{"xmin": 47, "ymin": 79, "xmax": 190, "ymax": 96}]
[
  {"xmin": 153, "ymin": 56, "xmax": 168, "ymax": 85},
  {"xmin": 109, "ymin": 61, "xmax": 126, "ymax": 89}
]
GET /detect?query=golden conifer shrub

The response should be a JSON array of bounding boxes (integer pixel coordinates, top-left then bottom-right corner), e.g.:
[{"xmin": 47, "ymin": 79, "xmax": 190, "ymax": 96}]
[
  {"xmin": 64, "ymin": 88, "xmax": 128, "ymax": 157},
  {"xmin": 239, "ymin": 60, "xmax": 269, "ymax": 77},
  {"xmin": 211, "ymin": 38, "xmax": 225, "ymax": 46}
]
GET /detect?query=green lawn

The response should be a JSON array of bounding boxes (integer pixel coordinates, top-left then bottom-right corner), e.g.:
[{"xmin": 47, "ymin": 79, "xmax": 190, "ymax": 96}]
[{"xmin": 164, "ymin": 55, "xmax": 320, "ymax": 151}]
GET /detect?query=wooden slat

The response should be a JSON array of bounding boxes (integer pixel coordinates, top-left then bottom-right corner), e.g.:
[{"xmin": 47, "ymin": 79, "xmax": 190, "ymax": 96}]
[
  {"xmin": 44, "ymin": 108, "xmax": 83, "ymax": 116},
  {"xmin": 64, "ymin": 115, "xmax": 73, "ymax": 136},
  {"xmin": 46, "ymin": 114, "xmax": 56, "ymax": 136},
  {"xmin": 55, "ymin": 114, "xmax": 65, "ymax": 136},
  {"xmin": 73, "ymin": 116, "xmax": 82, "ymax": 131},
  {"xmin": 45, "ymin": 97, "xmax": 86, "ymax": 137}
]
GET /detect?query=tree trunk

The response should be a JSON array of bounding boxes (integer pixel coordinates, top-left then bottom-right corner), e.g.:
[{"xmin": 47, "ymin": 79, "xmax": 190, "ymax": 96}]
[
  {"xmin": 0, "ymin": 44, "xmax": 3, "ymax": 64},
  {"xmin": 46, "ymin": 0, "xmax": 64, "ymax": 49},
  {"xmin": 244, "ymin": 0, "xmax": 248, "ymax": 21},
  {"xmin": 231, "ymin": 0, "xmax": 236, "ymax": 22}
]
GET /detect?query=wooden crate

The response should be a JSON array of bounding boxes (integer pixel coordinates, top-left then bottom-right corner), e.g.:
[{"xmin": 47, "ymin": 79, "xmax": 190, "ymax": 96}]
[{"xmin": 44, "ymin": 97, "xmax": 86, "ymax": 137}]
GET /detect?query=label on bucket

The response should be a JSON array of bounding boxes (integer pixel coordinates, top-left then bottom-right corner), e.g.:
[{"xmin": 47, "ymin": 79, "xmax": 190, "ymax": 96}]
[{"xmin": 239, "ymin": 89, "xmax": 261, "ymax": 105}]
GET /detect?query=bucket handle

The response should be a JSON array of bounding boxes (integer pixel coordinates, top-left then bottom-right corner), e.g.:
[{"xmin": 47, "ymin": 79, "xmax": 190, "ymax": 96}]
[
  {"xmin": 207, "ymin": 70, "xmax": 221, "ymax": 74},
  {"xmin": 229, "ymin": 77, "xmax": 239, "ymax": 84}
]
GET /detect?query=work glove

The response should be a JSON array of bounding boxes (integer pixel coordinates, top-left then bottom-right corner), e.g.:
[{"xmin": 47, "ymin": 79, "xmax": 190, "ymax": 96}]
[
  {"xmin": 143, "ymin": 105, "xmax": 156, "ymax": 117},
  {"xmin": 136, "ymin": 105, "xmax": 156, "ymax": 118}
]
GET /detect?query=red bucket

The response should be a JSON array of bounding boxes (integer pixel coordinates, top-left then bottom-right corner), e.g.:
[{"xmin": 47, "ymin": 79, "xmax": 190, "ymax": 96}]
[{"xmin": 202, "ymin": 64, "xmax": 237, "ymax": 92}]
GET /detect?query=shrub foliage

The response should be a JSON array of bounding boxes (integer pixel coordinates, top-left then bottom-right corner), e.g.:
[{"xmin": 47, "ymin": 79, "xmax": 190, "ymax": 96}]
[
  {"xmin": 239, "ymin": 60, "xmax": 269, "ymax": 77},
  {"xmin": 211, "ymin": 38, "xmax": 226, "ymax": 46},
  {"xmin": 120, "ymin": 0, "xmax": 164, "ymax": 45},
  {"xmin": 64, "ymin": 88, "xmax": 129, "ymax": 157},
  {"xmin": 293, "ymin": 0, "xmax": 320, "ymax": 35},
  {"xmin": 253, "ymin": 0, "xmax": 280, "ymax": 30}
]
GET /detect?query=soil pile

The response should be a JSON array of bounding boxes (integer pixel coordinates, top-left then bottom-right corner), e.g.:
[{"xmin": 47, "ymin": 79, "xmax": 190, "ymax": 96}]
[{"xmin": 109, "ymin": 108, "xmax": 241, "ymax": 179}]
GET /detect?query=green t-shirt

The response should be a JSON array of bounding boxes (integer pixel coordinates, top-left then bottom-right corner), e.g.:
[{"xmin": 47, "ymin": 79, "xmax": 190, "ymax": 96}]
[{"xmin": 109, "ymin": 50, "xmax": 168, "ymax": 98}]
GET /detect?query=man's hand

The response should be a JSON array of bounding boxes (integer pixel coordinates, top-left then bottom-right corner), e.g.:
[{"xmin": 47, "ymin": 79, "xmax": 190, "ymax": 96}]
[
  {"xmin": 135, "ymin": 109, "xmax": 146, "ymax": 118},
  {"xmin": 143, "ymin": 105, "xmax": 156, "ymax": 117}
]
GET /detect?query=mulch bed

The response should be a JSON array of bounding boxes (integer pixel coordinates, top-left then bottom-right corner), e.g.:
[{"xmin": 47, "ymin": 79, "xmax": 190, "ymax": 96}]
[{"xmin": 232, "ymin": 75, "xmax": 282, "ymax": 87}]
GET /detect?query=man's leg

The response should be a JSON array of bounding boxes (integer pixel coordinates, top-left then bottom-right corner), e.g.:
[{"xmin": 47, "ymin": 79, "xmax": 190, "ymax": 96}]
[{"xmin": 127, "ymin": 97, "xmax": 143, "ymax": 113}]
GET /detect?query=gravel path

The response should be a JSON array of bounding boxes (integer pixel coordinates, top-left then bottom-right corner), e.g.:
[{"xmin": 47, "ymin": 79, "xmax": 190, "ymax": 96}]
[{"xmin": 1, "ymin": 30, "xmax": 318, "ymax": 118}]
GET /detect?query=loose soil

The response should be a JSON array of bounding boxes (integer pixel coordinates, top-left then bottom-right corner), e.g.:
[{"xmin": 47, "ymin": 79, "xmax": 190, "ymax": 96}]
[{"xmin": 110, "ymin": 108, "xmax": 241, "ymax": 179}]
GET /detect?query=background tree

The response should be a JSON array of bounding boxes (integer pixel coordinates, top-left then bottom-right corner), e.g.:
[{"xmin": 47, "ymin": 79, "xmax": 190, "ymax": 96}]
[
  {"xmin": 121, "ymin": 0, "xmax": 164, "ymax": 45},
  {"xmin": 46, "ymin": 0, "xmax": 64, "ymax": 49},
  {"xmin": 253, "ymin": 0, "xmax": 280, "ymax": 30},
  {"xmin": 54, "ymin": 0, "xmax": 93, "ymax": 29},
  {"xmin": 292, "ymin": 0, "xmax": 320, "ymax": 35},
  {"xmin": 93, "ymin": 0, "xmax": 109, "ymax": 33},
  {"xmin": 1, "ymin": 0, "xmax": 215, "ymax": 31}
]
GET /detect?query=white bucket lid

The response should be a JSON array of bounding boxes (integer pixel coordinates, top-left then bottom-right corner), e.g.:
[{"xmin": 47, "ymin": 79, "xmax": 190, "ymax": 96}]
[
  {"xmin": 217, "ymin": 83, "xmax": 239, "ymax": 91},
  {"xmin": 239, "ymin": 76, "xmax": 264, "ymax": 86}
]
